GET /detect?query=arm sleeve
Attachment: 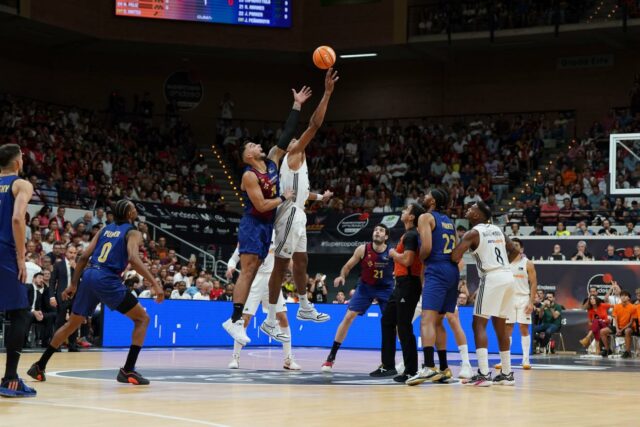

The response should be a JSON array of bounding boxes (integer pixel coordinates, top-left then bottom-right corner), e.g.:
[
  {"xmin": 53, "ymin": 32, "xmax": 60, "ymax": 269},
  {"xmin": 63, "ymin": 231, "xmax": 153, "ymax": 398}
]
[
  {"xmin": 227, "ymin": 247, "xmax": 240, "ymax": 269},
  {"xmin": 276, "ymin": 108, "xmax": 301, "ymax": 150},
  {"xmin": 403, "ymin": 230, "xmax": 420, "ymax": 252}
]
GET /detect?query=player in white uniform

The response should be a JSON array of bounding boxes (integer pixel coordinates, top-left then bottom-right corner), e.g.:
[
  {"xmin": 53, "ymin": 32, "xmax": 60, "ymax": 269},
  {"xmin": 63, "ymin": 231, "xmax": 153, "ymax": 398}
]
[
  {"xmin": 451, "ymin": 201, "xmax": 519, "ymax": 387},
  {"xmin": 261, "ymin": 69, "xmax": 339, "ymax": 340},
  {"xmin": 225, "ymin": 235, "xmax": 301, "ymax": 371},
  {"xmin": 495, "ymin": 238, "xmax": 537, "ymax": 370}
]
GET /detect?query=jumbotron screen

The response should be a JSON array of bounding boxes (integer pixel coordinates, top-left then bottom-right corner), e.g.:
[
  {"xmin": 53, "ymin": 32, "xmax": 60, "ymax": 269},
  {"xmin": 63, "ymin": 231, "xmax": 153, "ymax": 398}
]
[{"xmin": 115, "ymin": 0, "xmax": 292, "ymax": 28}]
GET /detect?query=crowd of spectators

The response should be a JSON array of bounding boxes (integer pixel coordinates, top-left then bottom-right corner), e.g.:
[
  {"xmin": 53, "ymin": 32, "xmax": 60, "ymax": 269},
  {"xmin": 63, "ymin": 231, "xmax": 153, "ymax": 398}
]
[
  {"xmin": 505, "ymin": 107, "xmax": 640, "ymax": 232},
  {"xmin": 409, "ymin": 1, "xmax": 599, "ymax": 37},
  {"xmin": 220, "ymin": 112, "xmax": 572, "ymax": 220},
  {"xmin": 0, "ymin": 93, "xmax": 225, "ymax": 212}
]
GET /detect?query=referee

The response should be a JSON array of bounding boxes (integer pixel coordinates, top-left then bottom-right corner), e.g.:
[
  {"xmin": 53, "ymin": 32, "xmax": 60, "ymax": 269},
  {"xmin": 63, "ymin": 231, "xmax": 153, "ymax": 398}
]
[{"xmin": 370, "ymin": 202, "xmax": 424, "ymax": 382}]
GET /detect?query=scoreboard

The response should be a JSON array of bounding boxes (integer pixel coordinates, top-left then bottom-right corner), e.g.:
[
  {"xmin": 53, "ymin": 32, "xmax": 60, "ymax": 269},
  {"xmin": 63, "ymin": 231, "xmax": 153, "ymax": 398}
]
[{"xmin": 115, "ymin": 0, "xmax": 292, "ymax": 28}]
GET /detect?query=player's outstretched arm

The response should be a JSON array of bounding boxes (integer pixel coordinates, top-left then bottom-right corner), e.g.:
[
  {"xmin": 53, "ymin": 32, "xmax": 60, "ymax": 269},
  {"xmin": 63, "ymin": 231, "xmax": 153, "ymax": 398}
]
[
  {"xmin": 242, "ymin": 171, "xmax": 293, "ymax": 213},
  {"xmin": 451, "ymin": 230, "xmax": 479, "ymax": 264},
  {"xmin": 64, "ymin": 230, "xmax": 101, "ymax": 300},
  {"xmin": 289, "ymin": 68, "xmax": 339, "ymax": 155},
  {"xmin": 268, "ymin": 86, "xmax": 313, "ymax": 164},
  {"xmin": 334, "ymin": 244, "xmax": 364, "ymax": 287},
  {"xmin": 127, "ymin": 230, "xmax": 164, "ymax": 302},
  {"xmin": 308, "ymin": 190, "xmax": 333, "ymax": 202}
]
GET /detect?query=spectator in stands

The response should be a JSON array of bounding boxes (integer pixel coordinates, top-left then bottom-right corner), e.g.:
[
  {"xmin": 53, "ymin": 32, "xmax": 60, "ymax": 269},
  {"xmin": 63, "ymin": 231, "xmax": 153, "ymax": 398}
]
[
  {"xmin": 540, "ymin": 195, "xmax": 560, "ymax": 224},
  {"xmin": 506, "ymin": 223, "xmax": 522, "ymax": 236},
  {"xmin": 580, "ymin": 295, "xmax": 613, "ymax": 350},
  {"xmin": 523, "ymin": 199, "xmax": 540, "ymax": 225},
  {"xmin": 25, "ymin": 252, "xmax": 42, "ymax": 284},
  {"xmin": 456, "ymin": 225, "xmax": 467, "ymax": 240},
  {"xmin": 624, "ymin": 221, "xmax": 638, "ymax": 235},
  {"xmin": 572, "ymin": 221, "xmax": 594, "ymax": 236},
  {"xmin": 571, "ymin": 241, "xmax": 594, "ymax": 261},
  {"xmin": 217, "ymin": 284, "xmax": 234, "ymax": 302},
  {"xmin": 598, "ymin": 219, "xmax": 618, "ymax": 235},
  {"xmin": 210, "ymin": 280, "xmax": 224, "ymax": 300},
  {"xmin": 573, "ymin": 197, "xmax": 593, "ymax": 223},
  {"xmin": 173, "ymin": 265, "xmax": 192, "ymax": 286},
  {"xmin": 628, "ymin": 246, "xmax": 640, "ymax": 261},
  {"xmin": 310, "ymin": 274, "xmax": 329, "ymax": 303},
  {"xmin": 333, "ymin": 291, "xmax": 347, "ymax": 304},
  {"xmin": 25, "ymin": 272, "xmax": 56, "ymax": 348},
  {"xmin": 529, "ymin": 223, "xmax": 549, "ymax": 236},
  {"xmin": 507, "ymin": 200, "xmax": 525, "ymax": 225},
  {"xmin": 554, "ymin": 221, "xmax": 570, "ymax": 237},
  {"xmin": 602, "ymin": 290, "xmax": 636, "ymax": 358},
  {"xmin": 604, "ymin": 281, "xmax": 623, "ymax": 305},
  {"xmin": 549, "ymin": 244, "xmax": 566, "ymax": 260},
  {"xmin": 463, "ymin": 187, "xmax": 482, "ymax": 207},
  {"xmin": 582, "ymin": 286, "xmax": 603, "ymax": 307},
  {"xmin": 557, "ymin": 199, "xmax": 574, "ymax": 224},
  {"xmin": 193, "ymin": 281, "xmax": 212, "ymax": 301},
  {"xmin": 533, "ymin": 292, "xmax": 564, "ymax": 351},
  {"xmin": 602, "ymin": 245, "xmax": 622, "ymax": 261},
  {"xmin": 588, "ymin": 185, "xmax": 605, "ymax": 208},
  {"xmin": 457, "ymin": 292, "xmax": 469, "ymax": 307},
  {"xmin": 170, "ymin": 281, "xmax": 192, "ymax": 300}
]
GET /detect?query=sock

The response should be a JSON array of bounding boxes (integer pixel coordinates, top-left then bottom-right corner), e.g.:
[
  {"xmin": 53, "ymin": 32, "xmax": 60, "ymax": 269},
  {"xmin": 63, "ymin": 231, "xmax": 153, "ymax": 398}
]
[
  {"xmin": 4, "ymin": 309, "xmax": 29, "ymax": 380},
  {"xmin": 509, "ymin": 336, "xmax": 512, "ymax": 347},
  {"xmin": 233, "ymin": 340, "xmax": 243, "ymax": 356},
  {"xmin": 37, "ymin": 345, "xmax": 58, "ymax": 371},
  {"xmin": 458, "ymin": 344, "xmax": 470, "ymax": 366},
  {"xmin": 521, "ymin": 336, "xmax": 531, "ymax": 364},
  {"xmin": 423, "ymin": 346, "xmax": 435, "ymax": 368},
  {"xmin": 477, "ymin": 348, "xmax": 489, "ymax": 375},
  {"xmin": 327, "ymin": 341, "xmax": 341, "ymax": 362},
  {"xmin": 298, "ymin": 293, "xmax": 311, "ymax": 310},
  {"xmin": 282, "ymin": 326, "xmax": 292, "ymax": 358},
  {"xmin": 231, "ymin": 303, "xmax": 244, "ymax": 322},
  {"xmin": 124, "ymin": 345, "xmax": 142, "ymax": 372},
  {"xmin": 266, "ymin": 304, "xmax": 277, "ymax": 324},
  {"xmin": 499, "ymin": 350, "xmax": 512, "ymax": 375},
  {"xmin": 437, "ymin": 349, "xmax": 448, "ymax": 371}
]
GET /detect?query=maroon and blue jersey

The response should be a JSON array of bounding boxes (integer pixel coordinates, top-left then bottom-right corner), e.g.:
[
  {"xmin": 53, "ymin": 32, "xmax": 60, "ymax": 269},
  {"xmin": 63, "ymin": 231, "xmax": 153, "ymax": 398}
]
[
  {"xmin": 89, "ymin": 222, "xmax": 133, "ymax": 275},
  {"xmin": 242, "ymin": 159, "xmax": 279, "ymax": 223},
  {"xmin": 359, "ymin": 243, "xmax": 394, "ymax": 287},
  {"xmin": 425, "ymin": 211, "xmax": 457, "ymax": 265}
]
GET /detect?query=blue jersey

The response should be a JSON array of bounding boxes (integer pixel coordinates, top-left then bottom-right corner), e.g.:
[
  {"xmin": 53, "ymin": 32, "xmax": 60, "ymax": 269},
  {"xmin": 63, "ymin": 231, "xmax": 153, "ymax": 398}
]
[
  {"xmin": 242, "ymin": 159, "xmax": 279, "ymax": 223},
  {"xmin": 359, "ymin": 243, "xmax": 394, "ymax": 287},
  {"xmin": 0, "ymin": 175, "xmax": 19, "ymax": 251},
  {"xmin": 89, "ymin": 222, "xmax": 133, "ymax": 275},
  {"xmin": 425, "ymin": 211, "xmax": 457, "ymax": 264}
]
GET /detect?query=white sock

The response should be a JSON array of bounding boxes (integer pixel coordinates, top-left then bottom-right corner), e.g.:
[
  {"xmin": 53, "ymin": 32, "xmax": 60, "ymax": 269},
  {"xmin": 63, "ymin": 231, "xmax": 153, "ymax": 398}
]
[
  {"xmin": 509, "ymin": 336, "xmax": 512, "ymax": 348},
  {"xmin": 266, "ymin": 304, "xmax": 277, "ymax": 323},
  {"xmin": 521, "ymin": 335, "xmax": 530, "ymax": 365},
  {"xmin": 298, "ymin": 293, "xmax": 311, "ymax": 310},
  {"xmin": 282, "ymin": 326, "xmax": 292, "ymax": 358},
  {"xmin": 499, "ymin": 350, "xmax": 512, "ymax": 375},
  {"xmin": 233, "ymin": 340, "xmax": 243, "ymax": 357},
  {"xmin": 459, "ymin": 345, "xmax": 470, "ymax": 366},
  {"xmin": 477, "ymin": 348, "xmax": 489, "ymax": 375}
]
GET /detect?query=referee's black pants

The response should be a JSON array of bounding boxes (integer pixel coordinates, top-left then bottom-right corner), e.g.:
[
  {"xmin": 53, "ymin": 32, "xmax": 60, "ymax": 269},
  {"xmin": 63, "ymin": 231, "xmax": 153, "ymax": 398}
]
[{"xmin": 380, "ymin": 276, "xmax": 422, "ymax": 376}]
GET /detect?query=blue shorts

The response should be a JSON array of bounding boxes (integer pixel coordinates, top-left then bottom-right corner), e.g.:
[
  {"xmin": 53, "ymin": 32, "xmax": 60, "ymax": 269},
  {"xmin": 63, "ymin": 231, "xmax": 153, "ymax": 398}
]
[
  {"xmin": 0, "ymin": 246, "xmax": 28, "ymax": 311},
  {"xmin": 348, "ymin": 282, "xmax": 393, "ymax": 315},
  {"xmin": 422, "ymin": 262, "xmax": 460, "ymax": 314},
  {"xmin": 72, "ymin": 267, "xmax": 128, "ymax": 317},
  {"xmin": 238, "ymin": 215, "xmax": 273, "ymax": 260}
]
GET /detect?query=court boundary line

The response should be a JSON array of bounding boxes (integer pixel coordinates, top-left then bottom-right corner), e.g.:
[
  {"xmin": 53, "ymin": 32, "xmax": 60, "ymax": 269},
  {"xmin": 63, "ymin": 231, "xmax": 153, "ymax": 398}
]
[{"xmin": 0, "ymin": 399, "xmax": 230, "ymax": 427}]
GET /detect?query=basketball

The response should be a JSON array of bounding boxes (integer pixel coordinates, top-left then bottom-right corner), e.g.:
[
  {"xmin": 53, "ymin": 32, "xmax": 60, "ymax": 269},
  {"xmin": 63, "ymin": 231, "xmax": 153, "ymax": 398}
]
[{"xmin": 313, "ymin": 45, "xmax": 336, "ymax": 69}]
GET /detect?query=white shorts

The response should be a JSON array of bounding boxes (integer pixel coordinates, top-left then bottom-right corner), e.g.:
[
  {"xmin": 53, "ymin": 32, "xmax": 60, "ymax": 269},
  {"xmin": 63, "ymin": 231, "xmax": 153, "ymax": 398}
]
[
  {"xmin": 506, "ymin": 294, "xmax": 532, "ymax": 325},
  {"xmin": 243, "ymin": 272, "xmax": 287, "ymax": 316},
  {"xmin": 274, "ymin": 206, "xmax": 307, "ymax": 259},
  {"xmin": 473, "ymin": 271, "xmax": 515, "ymax": 319}
]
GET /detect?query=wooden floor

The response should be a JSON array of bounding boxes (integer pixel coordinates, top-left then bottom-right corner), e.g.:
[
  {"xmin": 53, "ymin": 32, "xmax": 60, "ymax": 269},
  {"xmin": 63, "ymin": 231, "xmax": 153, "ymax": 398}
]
[{"xmin": 1, "ymin": 347, "xmax": 638, "ymax": 427}]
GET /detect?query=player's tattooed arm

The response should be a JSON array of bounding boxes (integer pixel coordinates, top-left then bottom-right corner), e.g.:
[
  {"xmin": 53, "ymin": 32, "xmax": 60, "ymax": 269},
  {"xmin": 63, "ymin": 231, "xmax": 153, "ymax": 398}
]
[
  {"xmin": 504, "ymin": 234, "xmax": 519, "ymax": 262},
  {"xmin": 269, "ymin": 86, "xmax": 313, "ymax": 164},
  {"xmin": 417, "ymin": 212, "xmax": 434, "ymax": 261},
  {"xmin": 525, "ymin": 260, "xmax": 538, "ymax": 314},
  {"xmin": 450, "ymin": 230, "xmax": 479, "ymax": 263}
]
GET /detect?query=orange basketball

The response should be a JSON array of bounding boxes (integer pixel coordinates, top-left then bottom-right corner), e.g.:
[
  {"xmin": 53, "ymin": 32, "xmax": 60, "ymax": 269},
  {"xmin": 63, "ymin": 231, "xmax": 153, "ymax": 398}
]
[{"xmin": 313, "ymin": 46, "xmax": 336, "ymax": 70}]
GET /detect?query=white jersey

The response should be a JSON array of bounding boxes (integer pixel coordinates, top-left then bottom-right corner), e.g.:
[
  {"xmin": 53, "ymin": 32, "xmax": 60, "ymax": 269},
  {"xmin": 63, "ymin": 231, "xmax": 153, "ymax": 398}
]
[
  {"xmin": 279, "ymin": 153, "xmax": 309, "ymax": 210},
  {"xmin": 510, "ymin": 256, "xmax": 530, "ymax": 296},
  {"xmin": 471, "ymin": 223, "xmax": 511, "ymax": 278}
]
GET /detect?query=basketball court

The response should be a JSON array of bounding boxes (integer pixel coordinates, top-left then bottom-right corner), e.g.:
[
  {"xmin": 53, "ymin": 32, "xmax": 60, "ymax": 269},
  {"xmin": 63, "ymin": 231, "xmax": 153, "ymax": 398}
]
[{"xmin": 1, "ymin": 347, "xmax": 637, "ymax": 427}]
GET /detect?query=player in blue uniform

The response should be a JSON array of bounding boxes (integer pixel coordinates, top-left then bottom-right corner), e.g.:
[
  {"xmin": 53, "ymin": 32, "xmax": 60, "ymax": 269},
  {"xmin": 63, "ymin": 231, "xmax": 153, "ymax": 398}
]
[
  {"xmin": 406, "ymin": 189, "xmax": 460, "ymax": 385},
  {"xmin": 28, "ymin": 200, "xmax": 163, "ymax": 386},
  {"xmin": 321, "ymin": 224, "xmax": 394, "ymax": 372},
  {"xmin": 0, "ymin": 144, "xmax": 36, "ymax": 398},
  {"xmin": 221, "ymin": 87, "xmax": 313, "ymax": 345}
]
